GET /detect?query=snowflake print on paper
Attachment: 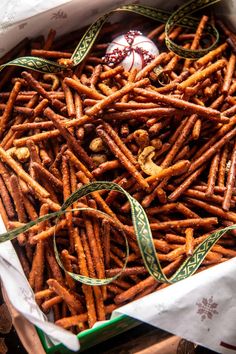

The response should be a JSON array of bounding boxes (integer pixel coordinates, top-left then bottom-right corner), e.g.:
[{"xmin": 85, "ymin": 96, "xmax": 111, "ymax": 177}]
[
  {"xmin": 19, "ymin": 287, "xmax": 35, "ymax": 313},
  {"xmin": 196, "ymin": 296, "xmax": 219, "ymax": 321},
  {"xmin": 51, "ymin": 10, "xmax": 67, "ymax": 21}
]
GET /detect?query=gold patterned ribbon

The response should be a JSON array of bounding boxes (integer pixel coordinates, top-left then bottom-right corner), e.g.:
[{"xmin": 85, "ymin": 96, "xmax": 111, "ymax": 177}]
[
  {"xmin": 0, "ymin": 0, "xmax": 220, "ymax": 74},
  {"xmin": 0, "ymin": 182, "xmax": 233, "ymax": 285}
]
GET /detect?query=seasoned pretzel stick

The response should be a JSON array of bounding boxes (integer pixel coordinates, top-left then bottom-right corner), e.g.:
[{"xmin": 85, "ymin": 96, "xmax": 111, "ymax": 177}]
[
  {"xmin": 114, "ymin": 257, "xmax": 183, "ymax": 304},
  {"xmin": 86, "ymin": 78, "xmax": 149, "ymax": 116},
  {"xmin": 185, "ymin": 228, "xmax": 194, "ymax": 256},
  {"xmin": 62, "ymin": 81, "xmax": 76, "ymax": 117},
  {"xmin": 32, "ymin": 162, "xmax": 63, "ymax": 191},
  {"xmin": 74, "ymin": 227, "xmax": 97, "ymax": 327},
  {"xmin": 29, "ymin": 204, "xmax": 48, "ymax": 291},
  {"xmin": 146, "ymin": 160, "xmax": 190, "ymax": 184},
  {"xmin": 0, "ymin": 197, "xmax": 9, "ymax": 226},
  {"xmin": 80, "ymin": 228, "xmax": 105, "ymax": 322},
  {"xmin": 65, "ymin": 150, "xmax": 93, "ymax": 180},
  {"xmin": 47, "ymin": 279, "xmax": 83, "ymax": 315},
  {"xmin": 222, "ymin": 54, "xmax": 236, "ymax": 94},
  {"xmin": 179, "ymin": 59, "xmax": 226, "ymax": 90},
  {"xmin": 64, "ymin": 77, "xmax": 104, "ymax": 100},
  {"xmin": 10, "ymin": 175, "xmax": 27, "ymax": 244},
  {"xmin": 195, "ymin": 43, "xmax": 228, "ymax": 68},
  {"xmin": 102, "ymin": 122, "xmax": 137, "ymax": 166},
  {"xmin": 21, "ymin": 72, "xmax": 64, "ymax": 111},
  {"xmin": 0, "ymin": 81, "xmax": 21, "ymax": 138},
  {"xmin": 184, "ymin": 197, "xmax": 236, "ymax": 223},
  {"xmin": 184, "ymin": 15, "xmax": 209, "ymax": 69},
  {"xmin": 135, "ymin": 53, "xmax": 168, "ymax": 80},
  {"xmin": 206, "ymin": 153, "xmax": 220, "ymax": 197},
  {"xmin": 134, "ymin": 88, "xmax": 224, "ymax": 122},
  {"xmin": 168, "ymin": 165, "xmax": 205, "ymax": 201},
  {"xmin": 150, "ymin": 217, "xmax": 218, "ymax": 231},
  {"xmin": 223, "ymin": 141, "xmax": 236, "ymax": 211},
  {"xmin": 61, "ymin": 155, "xmax": 74, "ymax": 252},
  {"xmin": 96, "ymin": 127, "xmax": 149, "ymax": 190},
  {"xmin": 55, "ymin": 304, "xmax": 117, "ymax": 329},
  {"xmin": 187, "ymin": 128, "xmax": 236, "ymax": 176},
  {"xmin": 0, "ymin": 147, "xmax": 49, "ymax": 198},
  {"xmin": 44, "ymin": 107, "xmax": 95, "ymax": 168}
]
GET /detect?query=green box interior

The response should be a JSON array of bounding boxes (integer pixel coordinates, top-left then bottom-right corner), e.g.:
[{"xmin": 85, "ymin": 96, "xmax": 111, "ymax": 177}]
[{"xmin": 37, "ymin": 314, "xmax": 141, "ymax": 353}]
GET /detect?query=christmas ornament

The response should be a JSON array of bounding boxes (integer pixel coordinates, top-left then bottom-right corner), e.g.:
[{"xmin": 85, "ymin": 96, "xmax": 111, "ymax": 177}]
[{"xmin": 103, "ymin": 30, "xmax": 159, "ymax": 71}]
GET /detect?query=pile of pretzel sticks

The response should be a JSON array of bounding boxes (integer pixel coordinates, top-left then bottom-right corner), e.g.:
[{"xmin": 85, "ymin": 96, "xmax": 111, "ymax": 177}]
[{"xmin": 0, "ymin": 12, "xmax": 236, "ymax": 333}]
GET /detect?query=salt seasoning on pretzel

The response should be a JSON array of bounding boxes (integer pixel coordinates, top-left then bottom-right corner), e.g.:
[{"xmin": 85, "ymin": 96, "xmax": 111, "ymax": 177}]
[{"xmin": 223, "ymin": 141, "xmax": 236, "ymax": 211}]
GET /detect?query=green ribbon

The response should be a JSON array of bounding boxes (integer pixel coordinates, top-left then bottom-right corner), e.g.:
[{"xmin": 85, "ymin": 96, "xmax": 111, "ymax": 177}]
[
  {"xmin": 165, "ymin": 0, "xmax": 220, "ymax": 59},
  {"xmin": 0, "ymin": 182, "xmax": 233, "ymax": 285},
  {"xmin": 0, "ymin": 0, "xmax": 220, "ymax": 74}
]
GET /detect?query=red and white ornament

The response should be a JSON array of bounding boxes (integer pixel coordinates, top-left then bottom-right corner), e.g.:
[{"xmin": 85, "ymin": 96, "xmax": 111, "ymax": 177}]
[{"xmin": 103, "ymin": 30, "xmax": 159, "ymax": 71}]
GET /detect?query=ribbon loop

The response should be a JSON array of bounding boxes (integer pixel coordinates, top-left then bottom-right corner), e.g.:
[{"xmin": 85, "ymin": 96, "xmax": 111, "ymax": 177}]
[{"xmin": 0, "ymin": 182, "xmax": 233, "ymax": 285}]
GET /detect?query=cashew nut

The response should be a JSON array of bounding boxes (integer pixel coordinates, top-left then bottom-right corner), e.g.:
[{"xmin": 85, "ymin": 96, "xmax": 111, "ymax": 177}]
[
  {"xmin": 89, "ymin": 138, "xmax": 105, "ymax": 152},
  {"xmin": 133, "ymin": 129, "xmax": 150, "ymax": 151},
  {"xmin": 43, "ymin": 74, "xmax": 60, "ymax": 90},
  {"xmin": 91, "ymin": 154, "xmax": 108, "ymax": 166},
  {"xmin": 138, "ymin": 146, "xmax": 162, "ymax": 176}
]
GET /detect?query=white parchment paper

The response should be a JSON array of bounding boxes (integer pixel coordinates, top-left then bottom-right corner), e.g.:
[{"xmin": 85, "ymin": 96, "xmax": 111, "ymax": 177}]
[{"xmin": 0, "ymin": 0, "xmax": 236, "ymax": 353}]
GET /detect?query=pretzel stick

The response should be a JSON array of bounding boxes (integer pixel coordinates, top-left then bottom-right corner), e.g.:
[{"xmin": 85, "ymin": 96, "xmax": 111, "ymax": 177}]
[
  {"xmin": 184, "ymin": 15, "xmax": 209, "ymax": 69},
  {"xmin": 21, "ymin": 72, "xmax": 64, "ymax": 111},
  {"xmin": 223, "ymin": 141, "xmax": 236, "ymax": 211},
  {"xmin": 168, "ymin": 165, "xmax": 205, "ymax": 201},
  {"xmin": 150, "ymin": 217, "xmax": 217, "ymax": 231},
  {"xmin": 55, "ymin": 304, "xmax": 117, "ymax": 329},
  {"xmin": 32, "ymin": 162, "xmax": 63, "ymax": 191},
  {"xmin": 114, "ymin": 257, "xmax": 183, "ymax": 304},
  {"xmin": 135, "ymin": 53, "xmax": 168, "ymax": 80},
  {"xmin": 0, "ymin": 176, "xmax": 15, "ymax": 219},
  {"xmin": 44, "ymin": 107, "xmax": 95, "ymax": 168},
  {"xmin": 29, "ymin": 204, "xmax": 48, "ymax": 291},
  {"xmin": 74, "ymin": 227, "xmax": 97, "ymax": 327},
  {"xmin": 0, "ymin": 81, "xmax": 22, "ymax": 138},
  {"xmin": 80, "ymin": 227, "xmax": 105, "ymax": 322},
  {"xmin": 61, "ymin": 250, "xmax": 76, "ymax": 291},
  {"xmin": 222, "ymin": 54, "xmax": 236, "ymax": 93},
  {"xmin": 102, "ymin": 108, "xmax": 178, "ymax": 121},
  {"xmin": 64, "ymin": 77, "xmax": 104, "ymax": 100},
  {"xmin": 62, "ymin": 81, "xmax": 76, "ymax": 117},
  {"xmin": 184, "ymin": 197, "xmax": 236, "ymax": 223},
  {"xmin": 65, "ymin": 150, "xmax": 93, "ymax": 180},
  {"xmin": 206, "ymin": 153, "xmax": 220, "ymax": 197},
  {"xmin": 179, "ymin": 59, "xmax": 226, "ymax": 90},
  {"xmin": 187, "ymin": 128, "xmax": 236, "ymax": 177},
  {"xmin": 10, "ymin": 175, "xmax": 27, "ymax": 245},
  {"xmin": 61, "ymin": 155, "xmax": 74, "ymax": 252},
  {"xmin": 185, "ymin": 228, "xmax": 194, "ymax": 256},
  {"xmin": 86, "ymin": 78, "xmax": 149, "ymax": 116},
  {"xmin": 0, "ymin": 197, "xmax": 9, "ymax": 226},
  {"xmin": 92, "ymin": 160, "xmax": 121, "ymax": 177},
  {"xmin": 96, "ymin": 127, "xmax": 149, "ymax": 190},
  {"xmin": 30, "ymin": 219, "xmax": 67, "ymax": 243},
  {"xmin": 196, "ymin": 43, "xmax": 228, "ymax": 68},
  {"xmin": 0, "ymin": 147, "xmax": 49, "ymax": 198},
  {"xmin": 83, "ymin": 213, "xmax": 105, "ymax": 281},
  {"xmin": 102, "ymin": 122, "xmax": 137, "ymax": 166},
  {"xmin": 146, "ymin": 160, "xmax": 190, "ymax": 184},
  {"xmin": 47, "ymin": 279, "xmax": 83, "ymax": 315},
  {"xmin": 134, "ymin": 88, "xmax": 224, "ymax": 121}
]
